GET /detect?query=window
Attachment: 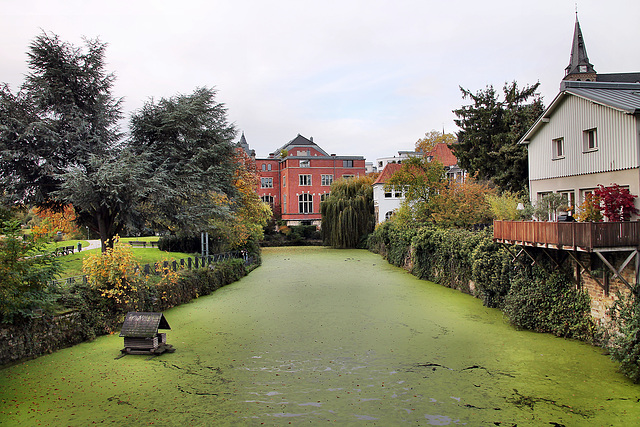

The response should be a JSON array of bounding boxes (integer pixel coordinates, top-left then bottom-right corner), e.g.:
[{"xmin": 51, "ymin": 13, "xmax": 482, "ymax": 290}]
[
  {"xmin": 343, "ymin": 160, "xmax": 354, "ymax": 168},
  {"xmin": 552, "ymin": 137, "xmax": 565, "ymax": 159},
  {"xmin": 583, "ymin": 128, "xmax": 597, "ymax": 152},
  {"xmin": 283, "ymin": 195, "xmax": 286, "ymax": 213},
  {"xmin": 261, "ymin": 164, "xmax": 266, "ymax": 171},
  {"xmin": 261, "ymin": 177, "xmax": 273, "ymax": 188},
  {"xmin": 267, "ymin": 164, "xmax": 272, "ymax": 171},
  {"xmin": 299, "ymin": 174, "xmax": 311, "ymax": 186},
  {"xmin": 282, "ymin": 176, "xmax": 286, "ymax": 187},
  {"xmin": 384, "ymin": 191, "xmax": 392, "ymax": 198},
  {"xmin": 342, "ymin": 174, "xmax": 354, "ymax": 179},
  {"xmin": 299, "ymin": 193, "xmax": 313, "ymax": 214},
  {"xmin": 321, "ymin": 174, "xmax": 333, "ymax": 186},
  {"xmin": 558, "ymin": 190, "xmax": 575, "ymax": 213},
  {"xmin": 320, "ymin": 193, "xmax": 330, "ymax": 202},
  {"xmin": 299, "ymin": 159, "xmax": 310, "ymax": 168},
  {"xmin": 297, "ymin": 150, "xmax": 310, "ymax": 156},
  {"xmin": 385, "ymin": 211, "xmax": 394, "ymax": 220},
  {"xmin": 261, "ymin": 195, "xmax": 274, "ymax": 206},
  {"xmin": 580, "ymin": 188, "xmax": 597, "ymax": 204}
]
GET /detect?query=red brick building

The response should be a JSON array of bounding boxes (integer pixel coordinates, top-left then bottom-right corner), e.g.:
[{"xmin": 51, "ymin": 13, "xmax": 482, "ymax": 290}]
[{"xmin": 241, "ymin": 134, "xmax": 366, "ymax": 227}]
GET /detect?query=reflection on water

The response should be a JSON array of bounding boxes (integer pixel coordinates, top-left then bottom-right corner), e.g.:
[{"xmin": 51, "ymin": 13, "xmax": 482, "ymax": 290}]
[{"xmin": 1, "ymin": 246, "xmax": 639, "ymax": 425}]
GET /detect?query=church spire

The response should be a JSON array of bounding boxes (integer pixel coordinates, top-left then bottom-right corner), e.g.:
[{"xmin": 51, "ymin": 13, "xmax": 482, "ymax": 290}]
[{"xmin": 563, "ymin": 15, "xmax": 596, "ymax": 81}]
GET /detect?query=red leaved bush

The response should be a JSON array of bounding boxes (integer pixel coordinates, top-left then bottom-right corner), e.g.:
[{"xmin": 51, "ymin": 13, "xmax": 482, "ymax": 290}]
[{"xmin": 594, "ymin": 184, "xmax": 639, "ymax": 221}]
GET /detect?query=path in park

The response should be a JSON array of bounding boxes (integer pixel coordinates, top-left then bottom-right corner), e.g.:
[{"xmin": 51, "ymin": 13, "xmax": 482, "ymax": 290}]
[{"xmin": 1, "ymin": 246, "xmax": 639, "ymax": 425}]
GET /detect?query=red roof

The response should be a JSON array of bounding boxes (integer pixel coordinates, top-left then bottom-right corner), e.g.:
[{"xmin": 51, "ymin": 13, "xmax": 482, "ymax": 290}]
[
  {"xmin": 425, "ymin": 143, "xmax": 457, "ymax": 167},
  {"xmin": 373, "ymin": 162, "xmax": 403, "ymax": 185}
]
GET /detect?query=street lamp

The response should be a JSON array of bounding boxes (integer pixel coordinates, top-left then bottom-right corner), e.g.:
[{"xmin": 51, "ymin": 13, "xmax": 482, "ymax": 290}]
[{"xmin": 86, "ymin": 226, "xmax": 89, "ymax": 240}]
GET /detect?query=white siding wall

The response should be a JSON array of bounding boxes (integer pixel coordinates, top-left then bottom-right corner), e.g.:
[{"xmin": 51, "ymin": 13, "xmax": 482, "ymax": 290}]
[
  {"xmin": 527, "ymin": 96, "xmax": 639, "ymax": 181},
  {"xmin": 372, "ymin": 184, "xmax": 403, "ymax": 224}
]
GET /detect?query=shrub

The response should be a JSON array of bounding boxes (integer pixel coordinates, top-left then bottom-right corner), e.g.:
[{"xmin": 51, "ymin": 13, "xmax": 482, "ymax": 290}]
[
  {"xmin": 503, "ymin": 268, "xmax": 593, "ymax": 340},
  {"xmin": 486, "ymin": 191, "xmax": 525, "ymax": 221},
  {"xmin": 82, "ymin": 237, "xmax": 140, "ymax": 313},
  {"xmin": 470, "ymin": 231, "xmax": 515, "ymax": 308},
  {"xmin": 412, "ymin": 227, "xmax": 483, "ymax": 293},
  {"xmin": 575, "ymin": 192, "xmax": 603, "ymax": 222},
  {"xmin": 607, "ymin": 291, "xmax": 640, "ymax": 383},
  {"xmin": 594, "ymin": 184, "xmax": 638, "ymax": 222},
  {"xmin": 0, "ymin": 217, "xmax": 61, "ymax": 323}
]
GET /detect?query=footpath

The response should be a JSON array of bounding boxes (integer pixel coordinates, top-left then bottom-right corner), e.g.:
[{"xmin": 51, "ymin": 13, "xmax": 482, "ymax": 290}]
[{"xmin": 84, "ymin": 239, "xmax": 101, "ymax": 250}]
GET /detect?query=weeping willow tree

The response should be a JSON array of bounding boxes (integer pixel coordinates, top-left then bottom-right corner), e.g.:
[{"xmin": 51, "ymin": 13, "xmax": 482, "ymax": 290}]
[{"xmin": 320, "ymin": 176, "xmax": 375, "ymax": 248}]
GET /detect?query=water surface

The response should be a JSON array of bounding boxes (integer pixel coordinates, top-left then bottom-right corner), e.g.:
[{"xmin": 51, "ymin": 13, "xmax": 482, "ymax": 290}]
[{"xmin": 1, "ymin": 246, "xmax": 639, "ymax": 425}]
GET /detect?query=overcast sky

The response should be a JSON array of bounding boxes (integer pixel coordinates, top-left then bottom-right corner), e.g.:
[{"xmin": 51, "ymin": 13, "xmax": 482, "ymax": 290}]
[{"xmin": 2, "ymin": 0, "xmax": 639, "ymax": 162}]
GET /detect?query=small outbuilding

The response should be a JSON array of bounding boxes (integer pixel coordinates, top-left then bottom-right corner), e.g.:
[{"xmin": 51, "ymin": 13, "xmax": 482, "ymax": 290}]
[{"xmin": 119, "ymin": 312, "xmax": 175, "ymax": 355}]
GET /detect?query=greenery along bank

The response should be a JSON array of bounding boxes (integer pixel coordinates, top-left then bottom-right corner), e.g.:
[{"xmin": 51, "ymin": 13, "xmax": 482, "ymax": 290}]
[
  {"xmin": 367, "ymin": 220, "xmax": 640, "ymax": 383},
  {"xmin": 0, "ymin": 235, "xmax": 261, "ymax": 366}
]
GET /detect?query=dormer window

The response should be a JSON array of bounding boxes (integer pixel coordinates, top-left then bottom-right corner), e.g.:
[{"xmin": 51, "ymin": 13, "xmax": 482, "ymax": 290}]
[{"xmin": 579, "ymin": 65, "xmax": 587, "ymax": 73}]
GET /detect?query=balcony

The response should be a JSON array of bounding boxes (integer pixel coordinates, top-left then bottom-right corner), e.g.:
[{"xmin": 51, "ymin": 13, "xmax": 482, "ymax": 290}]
[{"xmin": 493, "ymin": 220, "xmax": 640, "ymax": 251}]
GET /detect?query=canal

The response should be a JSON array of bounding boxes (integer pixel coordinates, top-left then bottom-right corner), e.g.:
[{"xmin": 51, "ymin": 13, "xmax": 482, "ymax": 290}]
[{"xmin": 1, "ymin": 246, "xmax": 639, "ymax": 425}]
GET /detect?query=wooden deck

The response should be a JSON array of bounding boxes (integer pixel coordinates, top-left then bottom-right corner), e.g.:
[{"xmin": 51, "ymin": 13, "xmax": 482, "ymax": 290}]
[{"xmin": 493, "ymin": 220, "xmax": 640, "ymax": 251}]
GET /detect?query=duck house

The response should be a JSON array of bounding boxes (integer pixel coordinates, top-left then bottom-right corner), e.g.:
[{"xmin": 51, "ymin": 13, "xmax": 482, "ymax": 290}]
[{"xmin": 119, "ymin": 312, "xmax": 175, "ymax": 355}]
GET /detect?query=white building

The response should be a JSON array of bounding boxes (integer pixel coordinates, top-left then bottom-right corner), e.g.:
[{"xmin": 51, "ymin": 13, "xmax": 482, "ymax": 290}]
[
  {"xmin": 519, "ymin": 18, "xmax": 640, "ymax": 214},
  {"xmin": 373, "ymin": 163, "xmax": 404, "ymax": 224}
]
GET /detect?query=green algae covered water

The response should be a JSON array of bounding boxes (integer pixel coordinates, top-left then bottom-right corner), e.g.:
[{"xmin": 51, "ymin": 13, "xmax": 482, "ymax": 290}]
[{"xmin": 1, "ymin": 246, "xmax": 639, "ymax": 426}]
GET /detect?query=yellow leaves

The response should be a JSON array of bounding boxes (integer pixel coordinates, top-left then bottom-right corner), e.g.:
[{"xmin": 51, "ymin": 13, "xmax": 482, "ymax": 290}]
[{"xmin": 82, "ymin": 236, "xmax": 139, "ymax": 308}]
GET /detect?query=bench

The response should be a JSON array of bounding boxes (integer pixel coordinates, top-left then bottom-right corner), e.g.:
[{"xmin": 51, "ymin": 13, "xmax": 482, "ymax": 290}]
[
  {"xmin": 54, "ymin": 245, "xmax": 75, "ymax": 256},
  {"xmin": 129, "ymin": 241, "xmax": 147, "ymax": 248}
]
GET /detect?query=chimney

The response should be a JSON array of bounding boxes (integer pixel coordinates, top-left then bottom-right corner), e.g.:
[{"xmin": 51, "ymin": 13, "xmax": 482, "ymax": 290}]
[{"xmin": 310, "ymin": 136, "xmax": 313, "ymax": 142}]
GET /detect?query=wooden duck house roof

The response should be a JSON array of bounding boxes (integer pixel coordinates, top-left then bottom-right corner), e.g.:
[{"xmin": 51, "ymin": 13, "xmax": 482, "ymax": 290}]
[{"xmin": 119, "ymin": 312, "xmax": 171, "ymax": 338}]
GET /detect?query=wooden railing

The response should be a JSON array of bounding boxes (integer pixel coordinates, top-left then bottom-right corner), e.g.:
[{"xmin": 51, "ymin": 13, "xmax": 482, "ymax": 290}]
[{"xmin": 493, "ymin": 220, "xmax": 640, "ymax": 250}]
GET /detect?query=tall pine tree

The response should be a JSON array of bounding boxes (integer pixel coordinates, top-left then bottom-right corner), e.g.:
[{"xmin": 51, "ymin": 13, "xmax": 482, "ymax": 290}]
[{"xmin": 452, "ymin": 82, "xmax": 544, "ymax": 193}]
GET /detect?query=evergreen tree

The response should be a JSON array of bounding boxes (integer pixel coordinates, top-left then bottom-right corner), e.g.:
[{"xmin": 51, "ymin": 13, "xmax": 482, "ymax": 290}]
[
  {"xmin": 0, "ymin": 32, "xmax": 131, "ymax": 251},
  {"xmin": 320, "ymin": 176, "xmax": 375, "ymax": 249},
  {"xmin": 452, "ymin": 81, "xmax": 544, "ymax": 193},
  {"xmin": 128, "ymin": 87, "xmax": 237, "ymax": 235}
]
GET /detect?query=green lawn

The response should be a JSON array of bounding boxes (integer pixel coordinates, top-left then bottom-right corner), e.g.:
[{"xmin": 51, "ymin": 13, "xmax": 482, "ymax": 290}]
[{"xmin": 54, "ymin": 244, "xmax": 196, "ymax": 279}]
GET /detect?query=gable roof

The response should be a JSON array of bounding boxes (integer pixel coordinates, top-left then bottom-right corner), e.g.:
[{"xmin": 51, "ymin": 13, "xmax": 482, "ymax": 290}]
[
  {"xmin": 424, "ymin": 143, "xmax": 458, "ymax": 167},
  {"xmin": 519, "ymin": 81, "xmax": 640, "ymax": 144},
  {"xmin": 274, "ymin": 134, "xmax": 330, "ymax": 157},
  {"xmin": 119, "ymin": 312, "xmax": 171, "ymax": 338},
  {"xmin": 373, "ymin": 162, "xmax": 403, "ymax": 185}
]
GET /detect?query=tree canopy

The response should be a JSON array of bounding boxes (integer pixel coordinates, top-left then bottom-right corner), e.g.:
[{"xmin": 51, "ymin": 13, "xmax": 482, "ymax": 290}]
[
  {"xmin": 128, "ymin": 87, "xmax": 237, "ymax": 236},
  {"xmin": 320, "ymin": 176, "xmax": 375, "ymax": 248},
  {"xmin": 0, "ymin": 32, "xmax": 131, "ymax": 251},
  {"xmin": 452, "ymin": 82, "xmax": 544, "ymax": 193},
  {"xmin": 415, "ymin": 130, "xmax": 456, "ymax": 153}
]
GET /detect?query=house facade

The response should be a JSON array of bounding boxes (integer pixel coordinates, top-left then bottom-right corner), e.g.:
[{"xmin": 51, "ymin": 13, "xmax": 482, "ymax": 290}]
[
  {"xmin": 245, "ymin": 134, "xmax": 366, "ymax": 227},
  {"xmin": 372, "ymin": 163, "xmax": 403, "ymax": 224},
  {"xmin": 519, "ymin": 18, "xmax": 640, "ymax": 215}
]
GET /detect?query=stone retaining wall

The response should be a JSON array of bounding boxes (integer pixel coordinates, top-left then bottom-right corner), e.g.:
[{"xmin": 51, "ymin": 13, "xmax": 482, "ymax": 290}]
[{"xmin": 0, "ymin": 312, "xmax": 91, "ymax": 367}]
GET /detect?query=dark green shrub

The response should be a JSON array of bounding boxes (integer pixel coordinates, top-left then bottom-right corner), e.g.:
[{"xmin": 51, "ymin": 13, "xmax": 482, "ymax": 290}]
[
  {"xmin": 290, "ymin": 225, "xmax": 320, "ymax": 240},
  {"xmin": 608, "ymin": 291, "xmax": 640, "ymax": 383},
  {"xmin": 412, "ymin": 227, "xmax": 484, "ymax": 293},
  {"xmin": 503, "ymin": 268, "xmax": 593, "ymax": 341},
  {"xmin": 470, "ymin": 230, "xmax": 515, "ymax": 308},
  {"xmin": 158, "ymin": 235, "xmax": 224, "ymax": 253}
]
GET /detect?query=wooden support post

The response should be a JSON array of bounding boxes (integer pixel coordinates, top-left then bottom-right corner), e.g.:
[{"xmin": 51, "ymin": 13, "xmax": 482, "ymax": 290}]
[
  {"xmin": 566, "ymin": 250, "xmax": 605, "ymax": 291},
  {"xmin": 594, "ymin": 250, "xmax": 634, "ymax": 292}
]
